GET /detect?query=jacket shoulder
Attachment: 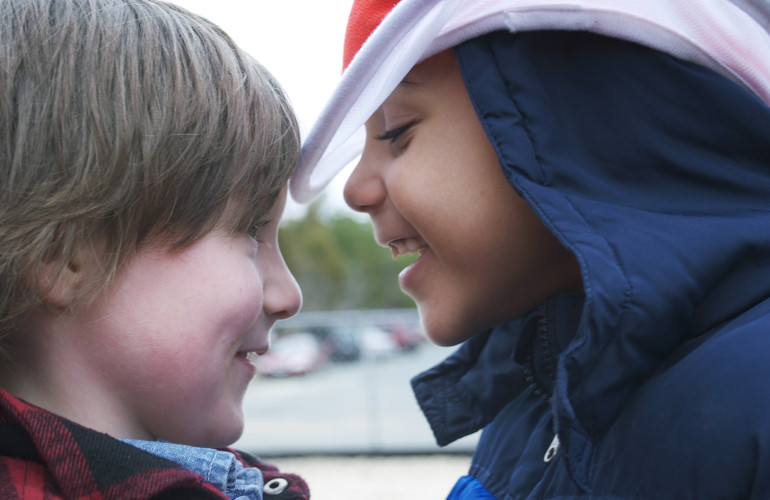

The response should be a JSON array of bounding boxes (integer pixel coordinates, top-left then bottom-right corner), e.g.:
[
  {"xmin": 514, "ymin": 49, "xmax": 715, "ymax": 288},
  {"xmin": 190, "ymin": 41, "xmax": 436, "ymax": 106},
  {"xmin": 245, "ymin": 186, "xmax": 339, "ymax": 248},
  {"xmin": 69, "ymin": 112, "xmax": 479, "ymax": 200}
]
[{"xmin": 592, "ymin": 302, "xmax": 770, "ymax": 498}]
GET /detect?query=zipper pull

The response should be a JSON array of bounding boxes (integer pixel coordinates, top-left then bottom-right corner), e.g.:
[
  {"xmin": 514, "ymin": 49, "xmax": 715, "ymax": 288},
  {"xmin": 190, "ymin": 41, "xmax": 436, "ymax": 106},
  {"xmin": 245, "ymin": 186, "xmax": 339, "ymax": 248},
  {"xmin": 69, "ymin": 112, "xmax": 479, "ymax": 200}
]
[{"xmin": 544, "ymin": 433, "xmax": 561, "ymax": 463}]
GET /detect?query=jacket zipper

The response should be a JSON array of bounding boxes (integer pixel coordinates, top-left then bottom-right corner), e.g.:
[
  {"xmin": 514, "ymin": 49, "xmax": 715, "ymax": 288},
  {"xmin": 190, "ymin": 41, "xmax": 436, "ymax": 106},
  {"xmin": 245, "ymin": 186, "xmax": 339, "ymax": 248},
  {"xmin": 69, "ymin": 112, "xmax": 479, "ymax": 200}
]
[{"xmin": 544, "ymin": 433, "xmax": 561, "ymax": 463}]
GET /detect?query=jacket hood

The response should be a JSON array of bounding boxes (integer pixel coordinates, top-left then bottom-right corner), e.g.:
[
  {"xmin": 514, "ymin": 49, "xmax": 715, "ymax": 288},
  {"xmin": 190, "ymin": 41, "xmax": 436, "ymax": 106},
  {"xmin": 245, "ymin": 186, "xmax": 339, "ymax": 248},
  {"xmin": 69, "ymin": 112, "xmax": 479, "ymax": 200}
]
[
  {"xmin": 454, "ymin": 29, "xmax": 770, "ymax": 488},
  {"xmin": 292, "ymin": 0, "xmax": 770, "ymax": 203}
]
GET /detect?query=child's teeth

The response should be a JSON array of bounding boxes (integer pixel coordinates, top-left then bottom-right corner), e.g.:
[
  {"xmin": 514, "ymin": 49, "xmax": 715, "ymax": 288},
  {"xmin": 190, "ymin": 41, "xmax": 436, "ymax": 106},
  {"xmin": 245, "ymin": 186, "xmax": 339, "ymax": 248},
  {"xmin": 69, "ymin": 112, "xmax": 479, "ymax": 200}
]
[
  {"xmin": 405, "ymin": 239, "xmax": 421, "ymax": 251},
  {"xmin": 389, "ymin": 238, "xmax": 426, "ymax": 259},
  {"xmin": 237, "ymin": 351, "xmax": 258, "ymax": 363}
]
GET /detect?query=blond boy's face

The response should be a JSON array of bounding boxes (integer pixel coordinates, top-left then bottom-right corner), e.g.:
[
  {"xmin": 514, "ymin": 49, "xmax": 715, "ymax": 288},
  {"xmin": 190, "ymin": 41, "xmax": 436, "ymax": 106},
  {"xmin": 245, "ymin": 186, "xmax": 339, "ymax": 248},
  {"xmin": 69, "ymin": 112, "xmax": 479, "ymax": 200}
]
[
  {"xmin": 344, "ymin": 50, "xmax": 581, "ymax": 346},
  {"xmin": 46, "ymin": 188, "xmax": 300, "ymax": 447}
]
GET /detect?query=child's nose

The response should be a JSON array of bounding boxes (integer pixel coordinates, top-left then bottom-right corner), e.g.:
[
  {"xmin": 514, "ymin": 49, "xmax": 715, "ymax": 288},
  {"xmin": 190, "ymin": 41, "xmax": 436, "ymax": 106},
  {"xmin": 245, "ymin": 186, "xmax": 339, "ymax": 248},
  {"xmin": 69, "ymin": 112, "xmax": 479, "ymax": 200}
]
[
  {"xmin": 264, "ymin": 259, "xmax": 302, "ymax": 320},
  {"xmin": 343, "ymin": 153, "xmax": 385, "ymax": 213}
]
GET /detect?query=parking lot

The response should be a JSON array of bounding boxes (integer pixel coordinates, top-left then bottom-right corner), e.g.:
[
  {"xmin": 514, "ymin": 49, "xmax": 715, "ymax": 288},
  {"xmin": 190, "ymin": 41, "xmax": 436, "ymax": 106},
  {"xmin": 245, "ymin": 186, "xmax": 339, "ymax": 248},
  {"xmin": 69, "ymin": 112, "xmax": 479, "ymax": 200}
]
[
  {"xmin": 237, "ymin": 337, "xmax": 478, "ymax": 456},
  {"xmin": 233, "ymin": 314, "xmax": 480, "ymax": 499}
]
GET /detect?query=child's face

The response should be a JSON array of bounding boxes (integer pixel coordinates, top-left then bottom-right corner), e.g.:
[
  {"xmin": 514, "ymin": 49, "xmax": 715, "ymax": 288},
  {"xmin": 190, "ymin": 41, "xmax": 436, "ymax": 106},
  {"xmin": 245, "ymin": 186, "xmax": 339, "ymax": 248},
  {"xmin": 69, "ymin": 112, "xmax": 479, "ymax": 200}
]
[
  {"xmin": 344, "ymin": 50, "xmax": 581, "ymax": 346},
  {"xmin": 68, "ymin": 188, "xmax": 301, "ymax": 447}
]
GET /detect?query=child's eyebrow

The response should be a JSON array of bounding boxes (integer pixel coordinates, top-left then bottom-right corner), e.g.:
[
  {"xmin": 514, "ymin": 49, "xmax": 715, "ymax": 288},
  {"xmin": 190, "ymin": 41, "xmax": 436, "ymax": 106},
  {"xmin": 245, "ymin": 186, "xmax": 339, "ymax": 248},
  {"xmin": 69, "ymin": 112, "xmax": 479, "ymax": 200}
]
[
  {"xmin": 384, "ymin": 76, "xmax": 423, "ymax": 104},
  {"xmin": 393, "ymin": 77, "xmax": 422, "ymax": 97},
  {"xmin": 399, "ymin": 77, "xmax": 421, "ymax": 89}
]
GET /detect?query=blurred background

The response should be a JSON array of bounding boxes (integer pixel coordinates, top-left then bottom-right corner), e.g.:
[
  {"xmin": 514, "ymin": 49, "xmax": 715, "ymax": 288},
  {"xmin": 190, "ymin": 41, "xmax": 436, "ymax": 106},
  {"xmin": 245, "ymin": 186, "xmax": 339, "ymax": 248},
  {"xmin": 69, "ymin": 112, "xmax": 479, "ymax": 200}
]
[
  {"xmin": 164, "ymin": 2, "xmax": 479, "ymax": 498},
  {"xmin": 238, "ymin": 310, "xmax": 479, "ymax": 499}
]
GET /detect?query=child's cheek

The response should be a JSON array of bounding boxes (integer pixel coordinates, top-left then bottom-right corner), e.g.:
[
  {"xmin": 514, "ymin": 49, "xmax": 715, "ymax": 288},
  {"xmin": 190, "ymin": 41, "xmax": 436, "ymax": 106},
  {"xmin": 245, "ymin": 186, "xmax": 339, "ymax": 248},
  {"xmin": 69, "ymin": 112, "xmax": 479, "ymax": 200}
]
[{"xmin": 223, "ymin": 279, "xmax": 265, "ymax": 335}]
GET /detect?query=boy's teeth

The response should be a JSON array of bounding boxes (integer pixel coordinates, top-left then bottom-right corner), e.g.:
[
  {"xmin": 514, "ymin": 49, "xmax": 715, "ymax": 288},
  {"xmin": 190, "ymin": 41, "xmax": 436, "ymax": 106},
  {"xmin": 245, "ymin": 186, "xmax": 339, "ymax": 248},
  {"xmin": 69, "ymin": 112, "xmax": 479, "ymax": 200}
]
[
  {"xmin": 237, "ymin": 351, "xmax": 258, "ymax": 362},
  {"xmin": 389, "ymin": 238, "xmax": 426, "ymax": 259}
]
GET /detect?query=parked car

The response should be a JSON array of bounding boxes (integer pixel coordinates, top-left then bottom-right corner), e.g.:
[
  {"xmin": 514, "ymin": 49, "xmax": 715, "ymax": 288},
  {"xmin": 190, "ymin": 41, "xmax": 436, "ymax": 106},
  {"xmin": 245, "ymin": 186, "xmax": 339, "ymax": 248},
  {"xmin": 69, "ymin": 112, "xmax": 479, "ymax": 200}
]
[
  {"xmin": 322, "ymin": 327, "xmax": 362, "ymax": 363},
  {"xmin": 257, "ymin": 332, "xmax": 329, "ymax": 377},
  {"xmin": 359, "ymin": 326, "xmax": 400, "ymax": 359},
  {"xmin": 387, "ymin": 323, "xmax": 425, "ymax": 351}
]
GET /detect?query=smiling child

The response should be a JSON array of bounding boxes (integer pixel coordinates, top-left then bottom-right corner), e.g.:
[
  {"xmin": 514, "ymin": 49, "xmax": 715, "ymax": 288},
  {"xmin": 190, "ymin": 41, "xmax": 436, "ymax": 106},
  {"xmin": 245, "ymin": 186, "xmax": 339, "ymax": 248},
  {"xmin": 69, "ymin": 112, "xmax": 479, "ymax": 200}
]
[
  {"xmin": 0, "ymin": 0, "xmax": 308, "ymax": 498},
  {"xmin": 292, "ymin": 0, "xmax": 770, "ymax": 498}
]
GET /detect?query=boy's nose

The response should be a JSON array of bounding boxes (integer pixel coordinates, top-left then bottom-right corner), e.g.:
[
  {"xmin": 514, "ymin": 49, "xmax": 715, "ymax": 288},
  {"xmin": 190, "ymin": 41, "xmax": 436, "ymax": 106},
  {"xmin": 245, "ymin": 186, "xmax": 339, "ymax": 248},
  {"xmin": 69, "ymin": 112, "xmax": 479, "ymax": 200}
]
[
  {"xmin": 343, "ymin": 154, "xmax": 386, "ymax": 213},
  {"xmin": 264, "ymin": 259, "xmax": 302, "ymax": 320}
]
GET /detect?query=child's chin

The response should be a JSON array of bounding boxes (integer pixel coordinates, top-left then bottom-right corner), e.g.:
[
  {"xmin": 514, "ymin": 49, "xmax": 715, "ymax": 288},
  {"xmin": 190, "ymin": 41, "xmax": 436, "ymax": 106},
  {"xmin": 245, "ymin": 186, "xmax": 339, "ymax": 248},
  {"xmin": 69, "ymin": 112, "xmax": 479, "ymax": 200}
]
[
  {"xmin": 182, "ymin": 416, "xmax": 244, "ymax": 449},
  {"xmin": 197, "ymin": 430, "xmax": 243, "ymax": 450},
  {"xmin": 215, "ymin": 418, "xmax": 245, "ymax": 448},
  {"xmin": 419, "ymin": 311, "xmax": 474, "ymax": 347},
  {"xmin": 415, "ymin": 301, "xmax": 468, "ymax": 347}
]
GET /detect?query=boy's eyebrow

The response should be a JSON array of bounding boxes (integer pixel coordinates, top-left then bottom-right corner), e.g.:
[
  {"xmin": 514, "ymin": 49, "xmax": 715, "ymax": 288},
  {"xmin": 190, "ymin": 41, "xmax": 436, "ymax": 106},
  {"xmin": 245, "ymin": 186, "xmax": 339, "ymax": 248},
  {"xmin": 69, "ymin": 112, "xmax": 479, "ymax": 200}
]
[
  {"xmin": 390, "ymin": 77, "xmax": 423, "ymax": 99},
  {"xmin": 398, "ymin": 77, "xmax": 422, "ymax": 90}
]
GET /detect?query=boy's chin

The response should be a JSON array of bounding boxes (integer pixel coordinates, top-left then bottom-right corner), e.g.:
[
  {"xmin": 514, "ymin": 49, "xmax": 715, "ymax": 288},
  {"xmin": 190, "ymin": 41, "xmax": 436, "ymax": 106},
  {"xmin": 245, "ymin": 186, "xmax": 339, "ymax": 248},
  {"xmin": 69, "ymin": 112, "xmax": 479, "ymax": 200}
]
[
  {"xmin": 189, "ymin": 428, "xmax": 243, "ymax": 450},
  {"xmin": 418, "ymin": 305, "xmax": 479, "ymax": 347},
  {"xmin": 169, "ymin": 415, "xmax": 244, "ymax": 449},
  {"xmin": 208, "ymin": 420, "xmax": 245, "ymax": 449}
]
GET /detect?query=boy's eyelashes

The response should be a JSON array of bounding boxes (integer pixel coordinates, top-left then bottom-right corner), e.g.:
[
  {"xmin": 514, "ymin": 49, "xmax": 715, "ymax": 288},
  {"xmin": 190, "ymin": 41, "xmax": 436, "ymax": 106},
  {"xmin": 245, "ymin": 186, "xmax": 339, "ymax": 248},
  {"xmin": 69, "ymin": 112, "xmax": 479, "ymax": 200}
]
[
  {"xmin": 375, "ymin": 120, "xmax": 418, "ymax": 144},
  {"xmin": 245, "ymin": 220, "xmax": 271, "ymax": 240},
  {"xmin": 247, "ymin": 224, "xmax": 261, "ymax": 239}
]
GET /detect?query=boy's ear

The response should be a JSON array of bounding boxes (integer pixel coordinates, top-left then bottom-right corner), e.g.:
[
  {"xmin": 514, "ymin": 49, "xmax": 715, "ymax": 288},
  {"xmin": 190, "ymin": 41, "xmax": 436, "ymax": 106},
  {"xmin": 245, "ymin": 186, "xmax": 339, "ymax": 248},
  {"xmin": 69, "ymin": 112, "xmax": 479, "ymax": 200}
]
[{"xmin": 38, "ymin": 259, "xmax": 86, "ymax": 309}]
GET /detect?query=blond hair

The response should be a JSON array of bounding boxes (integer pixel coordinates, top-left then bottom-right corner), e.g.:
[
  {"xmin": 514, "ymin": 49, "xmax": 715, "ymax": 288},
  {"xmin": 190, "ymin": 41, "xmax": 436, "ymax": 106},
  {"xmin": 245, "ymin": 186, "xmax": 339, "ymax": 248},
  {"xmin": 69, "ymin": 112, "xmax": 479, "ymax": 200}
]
[{"xmin": 0, "ymin": 0, "xmax": 300, "ymax": 346}]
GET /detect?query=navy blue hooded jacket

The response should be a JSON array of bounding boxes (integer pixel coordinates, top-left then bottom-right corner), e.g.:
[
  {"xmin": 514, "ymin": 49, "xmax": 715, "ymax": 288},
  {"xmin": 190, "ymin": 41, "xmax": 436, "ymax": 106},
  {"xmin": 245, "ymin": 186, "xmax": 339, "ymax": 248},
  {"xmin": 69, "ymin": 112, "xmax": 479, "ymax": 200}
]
[{"xmin": 412, "ymin": 30, "xmax": 770, "ymax": 499}]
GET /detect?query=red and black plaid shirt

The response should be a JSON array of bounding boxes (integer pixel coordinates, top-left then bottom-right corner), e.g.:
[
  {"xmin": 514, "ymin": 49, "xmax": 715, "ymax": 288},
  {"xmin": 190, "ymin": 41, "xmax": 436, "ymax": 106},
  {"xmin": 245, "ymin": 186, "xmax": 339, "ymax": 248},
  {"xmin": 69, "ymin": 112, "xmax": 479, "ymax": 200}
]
[{"xmin": 0, "ymin": 389, "xmax": 309, "ymax": 499}]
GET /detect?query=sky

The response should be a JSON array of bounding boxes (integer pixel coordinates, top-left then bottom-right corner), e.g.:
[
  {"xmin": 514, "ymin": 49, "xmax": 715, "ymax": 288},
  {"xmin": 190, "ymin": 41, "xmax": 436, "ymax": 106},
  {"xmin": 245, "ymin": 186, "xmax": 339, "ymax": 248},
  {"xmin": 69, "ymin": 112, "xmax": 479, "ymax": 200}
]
[{"xmin": 167, "ymin": 0, "xmax": 357, "ymax": 219}]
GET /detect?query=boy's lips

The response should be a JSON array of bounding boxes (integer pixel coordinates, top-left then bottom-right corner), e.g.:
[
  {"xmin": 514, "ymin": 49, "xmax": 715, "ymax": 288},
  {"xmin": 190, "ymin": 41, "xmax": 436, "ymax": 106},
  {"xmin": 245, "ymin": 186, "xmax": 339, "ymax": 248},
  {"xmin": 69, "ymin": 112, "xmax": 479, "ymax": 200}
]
[
  {"xmin": 236, "ymin": 340, "xmax": 269, "ymax": 363},
  {"xmin": 388, "ymin": 237, "xmax": 428, "ymax": 259},
  {"xmin": 234, "ymin": 351, "xmax": 259, "ymax": 378},
  {"xmin": 236, "ymin": 351, "xmax": 259, "ymax": 363}
]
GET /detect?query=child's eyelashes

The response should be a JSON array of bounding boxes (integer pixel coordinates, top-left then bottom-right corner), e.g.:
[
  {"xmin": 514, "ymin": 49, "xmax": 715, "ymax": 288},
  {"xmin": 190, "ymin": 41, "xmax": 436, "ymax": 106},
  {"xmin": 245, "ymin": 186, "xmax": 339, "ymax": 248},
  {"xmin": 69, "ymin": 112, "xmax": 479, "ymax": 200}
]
[
  {"xmin": 375, "ymin": 120, "xmax": 418, "ymax": 150},
  {"xmin": 246, "ymin": 220, "xmax": 270, "ymax": 241},
  {"xmin": 247, "ymin": 224, "xmax": 261, "ymax": 239}
]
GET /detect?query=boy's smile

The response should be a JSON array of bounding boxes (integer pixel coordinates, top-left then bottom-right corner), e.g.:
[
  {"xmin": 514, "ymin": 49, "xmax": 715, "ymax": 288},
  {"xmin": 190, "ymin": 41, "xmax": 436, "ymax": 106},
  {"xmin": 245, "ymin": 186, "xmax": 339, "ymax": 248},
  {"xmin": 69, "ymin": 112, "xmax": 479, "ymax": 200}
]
[
  {"xmin": 345, "ymin": 50, "xmax": 582, "ymax": 346},
  {"xmin": 10, "ymin": 189, "xmax": 301, "ymax": 448},
  {"xmin": 388, "ymin": 236, "xmax": 427, "ymax": 260}
]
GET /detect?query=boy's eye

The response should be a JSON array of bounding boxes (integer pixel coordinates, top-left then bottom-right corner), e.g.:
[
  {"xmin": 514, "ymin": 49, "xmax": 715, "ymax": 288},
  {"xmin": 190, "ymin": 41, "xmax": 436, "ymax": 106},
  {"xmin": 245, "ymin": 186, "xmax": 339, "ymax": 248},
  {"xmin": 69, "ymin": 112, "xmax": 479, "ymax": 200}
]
[
  {"xmin": 246, "ymin": 223, "xmax": 262, "ymax": 240},
  {"xmin": 245, "ymin": 218, "xmax": 273, "ymax": 241},
  {"xmin": 375, "ymin": 120, "xmax": 417, "ymax": 150}
]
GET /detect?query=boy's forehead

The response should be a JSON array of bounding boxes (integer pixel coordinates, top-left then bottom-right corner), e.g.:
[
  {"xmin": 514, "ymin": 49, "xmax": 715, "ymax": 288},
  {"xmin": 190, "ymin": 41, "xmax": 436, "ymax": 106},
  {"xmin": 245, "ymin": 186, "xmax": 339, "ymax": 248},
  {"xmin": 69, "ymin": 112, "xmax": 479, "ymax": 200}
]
[
  {"xmin": 406, "ymin": 50, "xmax": 454, "ymax": 83},
  {"xmin": 390, "ymin": 49, "xmax": 455, "ymax": 98},
  {"xmin": 379, "ymin": 75, "xmax": 423, "ymax": 110}
]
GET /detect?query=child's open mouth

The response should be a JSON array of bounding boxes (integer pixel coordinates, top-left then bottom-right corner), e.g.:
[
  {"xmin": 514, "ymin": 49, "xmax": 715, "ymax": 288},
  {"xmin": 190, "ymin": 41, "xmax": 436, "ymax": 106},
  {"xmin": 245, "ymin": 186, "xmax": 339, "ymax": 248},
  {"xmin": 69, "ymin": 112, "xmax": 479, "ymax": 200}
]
[
  {"xmin": 236, "ymin": 351, "xmax": 259, "ymax": 364},
  {"xmin": 389, "ymin": 237, "xmax": 427, "ymax": 260}
]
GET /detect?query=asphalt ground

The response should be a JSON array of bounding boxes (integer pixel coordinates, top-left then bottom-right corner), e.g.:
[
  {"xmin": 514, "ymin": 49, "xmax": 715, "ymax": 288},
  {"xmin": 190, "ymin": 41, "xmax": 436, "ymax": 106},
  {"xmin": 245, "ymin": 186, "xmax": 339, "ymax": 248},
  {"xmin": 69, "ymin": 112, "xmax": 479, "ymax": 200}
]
[
  {"xmin": 237, "ymin": 342, "xmax": 479, "ymax": 456},
  {"xmin": 267, "ymin": 454, "xmax": 472, "ymax": 500},
  {"xmin": 236, "ymin": 336, "xmax": 480, "ymax": 499}
]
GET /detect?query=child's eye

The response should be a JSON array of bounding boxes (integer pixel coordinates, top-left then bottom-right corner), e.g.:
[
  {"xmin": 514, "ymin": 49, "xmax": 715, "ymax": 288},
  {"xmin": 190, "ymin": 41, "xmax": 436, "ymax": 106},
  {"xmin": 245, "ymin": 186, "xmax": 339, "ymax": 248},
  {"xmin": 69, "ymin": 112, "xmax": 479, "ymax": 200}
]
[
  {"xmin": 246, "ymin": 223, "xmax": 262, "ymax": 240},
  {"xmin": 245, "ymin": 218, "xmax": 272, "ymax": 241},
  {"xmin": 375, "ymin": 121, "xmax": 417, "ymax": 151}
]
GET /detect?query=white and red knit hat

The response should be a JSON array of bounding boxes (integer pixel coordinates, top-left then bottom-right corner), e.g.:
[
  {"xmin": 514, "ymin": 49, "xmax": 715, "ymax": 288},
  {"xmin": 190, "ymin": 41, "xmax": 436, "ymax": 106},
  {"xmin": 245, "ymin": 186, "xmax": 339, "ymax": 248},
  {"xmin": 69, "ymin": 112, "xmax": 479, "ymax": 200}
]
[{"xmin": 290, "ymin": 0, "xmax": 770, "ymax": 203}]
